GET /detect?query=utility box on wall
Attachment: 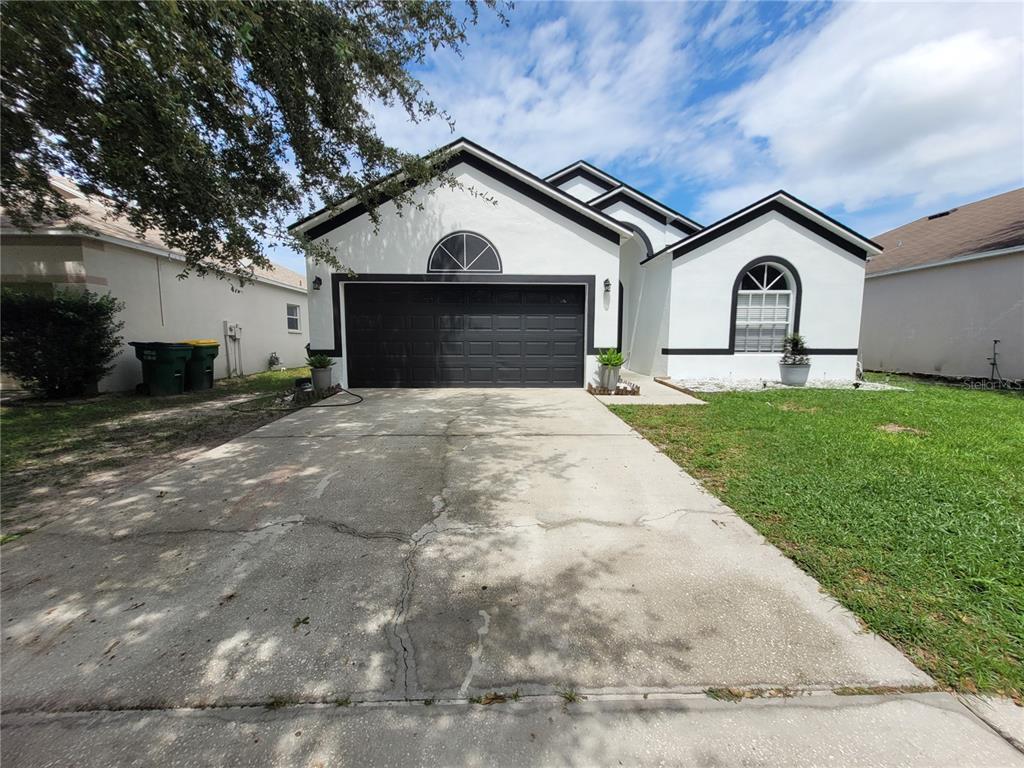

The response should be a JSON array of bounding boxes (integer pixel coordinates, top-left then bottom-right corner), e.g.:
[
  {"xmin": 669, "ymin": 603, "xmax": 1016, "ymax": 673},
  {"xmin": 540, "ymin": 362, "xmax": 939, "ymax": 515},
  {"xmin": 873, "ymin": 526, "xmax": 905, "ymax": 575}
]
[{"xmin": 222, "ymin": 320, "xmax": 244, "ymax": 376}]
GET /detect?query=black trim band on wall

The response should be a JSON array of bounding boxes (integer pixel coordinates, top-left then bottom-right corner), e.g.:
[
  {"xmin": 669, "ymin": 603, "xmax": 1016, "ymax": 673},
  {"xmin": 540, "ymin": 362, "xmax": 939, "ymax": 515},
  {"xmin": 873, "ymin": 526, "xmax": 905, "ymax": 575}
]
[
  {"xmin": 661, "ymin": 348, "xmax": 733, "ymax": 355},
  {"xmin": 662, "ymin": 348, "xmax": 859, "ymax": 356},
  {"xmin": 669, "ymin": 199, "xmax": 869, "ymax": 261},
  {"xmin": 331, "ymin": 273, "xmax": 603, "ymax": 355},
  {"xmin": 305, "ymin": 150, "xmax": 622, "ymax": 244}
]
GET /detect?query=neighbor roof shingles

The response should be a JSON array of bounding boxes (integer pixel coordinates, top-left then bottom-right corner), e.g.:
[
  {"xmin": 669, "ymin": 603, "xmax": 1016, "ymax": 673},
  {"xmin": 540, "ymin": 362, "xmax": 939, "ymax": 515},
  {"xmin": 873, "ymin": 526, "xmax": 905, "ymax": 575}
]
[{"xmin": 868, "ymin": 188, "xmax": 1024, "ymax": 275}]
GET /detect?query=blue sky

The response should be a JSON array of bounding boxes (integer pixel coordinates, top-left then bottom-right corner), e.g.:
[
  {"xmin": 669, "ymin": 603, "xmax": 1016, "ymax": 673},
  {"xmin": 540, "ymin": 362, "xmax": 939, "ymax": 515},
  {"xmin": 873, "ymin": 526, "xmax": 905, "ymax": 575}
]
[{"xmin": 275, "ymin": 1, "xmax": 1023, "ymax": 272}]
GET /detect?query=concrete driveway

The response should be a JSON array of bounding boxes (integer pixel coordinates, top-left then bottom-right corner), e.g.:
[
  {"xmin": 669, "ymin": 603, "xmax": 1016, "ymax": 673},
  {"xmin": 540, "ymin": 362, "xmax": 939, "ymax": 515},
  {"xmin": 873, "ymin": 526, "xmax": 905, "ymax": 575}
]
[{"xmin": 3, "ymin": 388, "xmax": 1019, "ymax": 766}]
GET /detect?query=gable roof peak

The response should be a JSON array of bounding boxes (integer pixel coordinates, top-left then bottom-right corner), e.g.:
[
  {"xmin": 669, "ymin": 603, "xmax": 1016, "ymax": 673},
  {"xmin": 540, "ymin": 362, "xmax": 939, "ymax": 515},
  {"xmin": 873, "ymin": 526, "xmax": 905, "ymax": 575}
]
[
  {"xmin": 643, "ymin": 188, "xmax": 882, "ymax": 265},
  {"xmin": 546, "ymin": 159, "xmax": 703, "ymax": 232},
  {"xmin": 287, "ymin": 137, "xmax": 634, "ymax": 244},
  {"xmin": 544, "ymin": 159, "xmax": 620, "ymax": 188}
]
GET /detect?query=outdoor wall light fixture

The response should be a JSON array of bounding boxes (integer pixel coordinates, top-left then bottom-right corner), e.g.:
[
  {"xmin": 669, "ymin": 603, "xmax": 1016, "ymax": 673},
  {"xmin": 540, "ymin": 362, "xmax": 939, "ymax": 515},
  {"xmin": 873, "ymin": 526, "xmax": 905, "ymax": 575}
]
[
  {"xmin": 603, "ymin": 278, "xmax": 612, "ymax": 293},
  {"xmin": 312, "ymin": 276, "xmax": 323, "ymax": 290}
]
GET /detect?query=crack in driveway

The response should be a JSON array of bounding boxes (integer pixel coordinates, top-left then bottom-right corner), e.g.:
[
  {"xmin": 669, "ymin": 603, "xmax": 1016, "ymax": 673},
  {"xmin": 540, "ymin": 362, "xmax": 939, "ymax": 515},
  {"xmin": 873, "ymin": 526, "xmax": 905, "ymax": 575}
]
[
  {"xmin": 2, "ymin": 388, "xmax": 937, "ymax": 727},
  {"xmin": 386, "ymin": 404, "xmax": 473, "ymax": 699}
]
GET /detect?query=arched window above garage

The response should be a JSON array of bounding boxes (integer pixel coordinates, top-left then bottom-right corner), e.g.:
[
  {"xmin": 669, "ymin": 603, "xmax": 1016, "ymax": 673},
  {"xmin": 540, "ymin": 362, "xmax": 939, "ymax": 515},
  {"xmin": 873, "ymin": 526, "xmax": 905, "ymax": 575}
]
[{"xmin": 427, "ymin": 232, "xmax": 502, "ymax": 273}]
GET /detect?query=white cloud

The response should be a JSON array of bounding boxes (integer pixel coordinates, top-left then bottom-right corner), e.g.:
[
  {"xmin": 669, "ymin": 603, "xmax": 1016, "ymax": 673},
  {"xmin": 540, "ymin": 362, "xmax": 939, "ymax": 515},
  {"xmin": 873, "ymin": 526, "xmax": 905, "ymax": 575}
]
[
  {"xmin": 371, "ymin": 2, "xmax": 702, "ymax": 175},
  {"xmin": 697, "ymin": 2, "xmax": 1024, "ymax": 222},
  {"xmin": 354, "ymin": 1, "xmax": 1023, "ymax": 236}
]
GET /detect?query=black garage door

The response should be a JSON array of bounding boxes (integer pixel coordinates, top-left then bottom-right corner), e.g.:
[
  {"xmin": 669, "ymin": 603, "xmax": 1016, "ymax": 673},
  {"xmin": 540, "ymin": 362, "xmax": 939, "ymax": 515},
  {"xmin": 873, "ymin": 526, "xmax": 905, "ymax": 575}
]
[{"xmin": 345, "ymin": 283, "xmax": 585, "ymax": 387}]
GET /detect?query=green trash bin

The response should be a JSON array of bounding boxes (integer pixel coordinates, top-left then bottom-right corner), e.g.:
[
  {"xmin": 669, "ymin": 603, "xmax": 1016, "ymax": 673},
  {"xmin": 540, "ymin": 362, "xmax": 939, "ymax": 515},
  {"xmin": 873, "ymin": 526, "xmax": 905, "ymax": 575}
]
[
  {"xmin": 129, "ymin": 342, "xmax": 193, "ymax": 396},
  {"xmin": 180, "ymin": 339, "xmax": 220, "ymax": 392}
]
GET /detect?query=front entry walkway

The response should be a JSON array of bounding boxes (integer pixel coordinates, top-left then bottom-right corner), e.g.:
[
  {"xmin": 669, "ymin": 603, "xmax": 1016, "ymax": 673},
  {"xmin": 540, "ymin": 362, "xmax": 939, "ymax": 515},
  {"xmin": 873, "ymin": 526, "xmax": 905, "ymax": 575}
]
[{"xmin": 2, "ymin": 389, "xmax": 1018, "ymax": 766}]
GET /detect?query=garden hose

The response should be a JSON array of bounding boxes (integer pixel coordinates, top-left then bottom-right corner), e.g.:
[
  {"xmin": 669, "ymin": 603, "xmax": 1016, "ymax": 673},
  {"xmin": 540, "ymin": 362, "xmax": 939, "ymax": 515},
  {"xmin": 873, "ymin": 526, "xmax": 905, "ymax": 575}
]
[
  {"xmin": 307, "ymin": 388, "xmax": 364, "ymax": 407},
  {"xmin": 228, "ymin": 387, "xmax": 364, "ymax": 413}
]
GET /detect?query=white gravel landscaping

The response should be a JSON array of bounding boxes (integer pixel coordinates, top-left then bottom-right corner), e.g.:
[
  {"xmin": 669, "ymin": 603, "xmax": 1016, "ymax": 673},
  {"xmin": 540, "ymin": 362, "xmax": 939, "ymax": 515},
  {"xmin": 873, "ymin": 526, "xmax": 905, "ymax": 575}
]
[{"xmin": 671, "ymin": 378, "xmax": 906, "ymax": 393}]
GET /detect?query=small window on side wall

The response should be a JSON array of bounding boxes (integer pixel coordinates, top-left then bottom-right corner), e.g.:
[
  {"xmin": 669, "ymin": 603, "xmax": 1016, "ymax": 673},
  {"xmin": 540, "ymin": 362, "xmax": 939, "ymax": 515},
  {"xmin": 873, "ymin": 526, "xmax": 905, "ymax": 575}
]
[{"xmin": 286, "ymin": 303, "xmax": 301, "ymax": 332}]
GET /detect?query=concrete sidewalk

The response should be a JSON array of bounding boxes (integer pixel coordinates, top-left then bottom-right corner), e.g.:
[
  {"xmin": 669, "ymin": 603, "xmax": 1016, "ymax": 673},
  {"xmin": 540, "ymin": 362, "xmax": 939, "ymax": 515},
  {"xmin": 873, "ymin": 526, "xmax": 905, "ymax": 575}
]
[{"xmin": 3, "ymin": 694, "xmax": 1021, "ymax": 767}]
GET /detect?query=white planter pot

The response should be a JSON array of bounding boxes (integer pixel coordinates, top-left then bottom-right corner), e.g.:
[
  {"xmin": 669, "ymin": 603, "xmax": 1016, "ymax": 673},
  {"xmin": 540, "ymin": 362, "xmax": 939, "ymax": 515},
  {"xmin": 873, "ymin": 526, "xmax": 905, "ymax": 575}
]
[
  {"xmin": 599, "ymin": 365, "xmax": 621, "ymax": 390},
  {"xmin": 311, "ymin": 366, "xmax": 333, "ymax": 391},
  {"xmin": 779, "ymin": 363, "xmax": 810, "ymax": 386}
]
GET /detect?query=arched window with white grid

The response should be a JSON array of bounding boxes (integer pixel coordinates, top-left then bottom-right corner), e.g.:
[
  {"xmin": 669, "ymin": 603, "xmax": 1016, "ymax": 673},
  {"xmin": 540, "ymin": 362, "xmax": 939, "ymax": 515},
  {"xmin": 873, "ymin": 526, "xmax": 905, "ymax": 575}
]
[
  {"xmin": 427, "ymin": 232, "xmax": 501, "ymax": 273},
  {"xmin": 733, "ymin": 261, "xmax": 797, "ymax": 353}
]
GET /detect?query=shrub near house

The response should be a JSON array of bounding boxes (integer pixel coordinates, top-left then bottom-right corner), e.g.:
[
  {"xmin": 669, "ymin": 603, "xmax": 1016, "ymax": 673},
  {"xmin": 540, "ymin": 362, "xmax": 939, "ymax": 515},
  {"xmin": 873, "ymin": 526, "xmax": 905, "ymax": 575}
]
[{"xmin": 1, "ymin": 289, "xmax": 124, "ymax": 398}]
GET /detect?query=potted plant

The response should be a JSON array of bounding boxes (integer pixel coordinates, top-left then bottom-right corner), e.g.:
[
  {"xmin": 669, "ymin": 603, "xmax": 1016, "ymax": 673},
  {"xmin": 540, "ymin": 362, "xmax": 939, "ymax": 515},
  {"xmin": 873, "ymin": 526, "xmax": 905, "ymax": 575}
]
[
  {"xmin": 596, "ymin": 348, "xmax": 625, "ymax": 390},
  {"xmin": 306, "ymin": 353, "xmax": 335, "ymax": 391},
  {"xmin": 779, "ymin": 333, "xmax": 811, "ymax": 386}
]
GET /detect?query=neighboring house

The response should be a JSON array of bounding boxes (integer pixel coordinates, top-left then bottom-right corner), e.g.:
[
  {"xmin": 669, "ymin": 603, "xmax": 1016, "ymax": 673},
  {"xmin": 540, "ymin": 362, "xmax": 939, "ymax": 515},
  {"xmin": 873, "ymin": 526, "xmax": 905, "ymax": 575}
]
[
  {"xmin": 861, "ymin": 188, "xmax": 1024, "ymax": 380},
  {"xmin": 1, "ymin": 178, "xmax": 309, "ymax": 392},
  {"xmin": 291, "ymin": 138, "xmax": 881, "ymax": 388}
]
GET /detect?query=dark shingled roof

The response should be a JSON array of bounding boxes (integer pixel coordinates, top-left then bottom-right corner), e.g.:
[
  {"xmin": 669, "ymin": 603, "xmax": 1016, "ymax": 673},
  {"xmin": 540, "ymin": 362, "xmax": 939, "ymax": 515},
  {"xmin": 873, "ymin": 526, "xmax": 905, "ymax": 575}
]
[{"xmin": 868, "ymin": 188, "xmax": 1024, "ymax": 275}]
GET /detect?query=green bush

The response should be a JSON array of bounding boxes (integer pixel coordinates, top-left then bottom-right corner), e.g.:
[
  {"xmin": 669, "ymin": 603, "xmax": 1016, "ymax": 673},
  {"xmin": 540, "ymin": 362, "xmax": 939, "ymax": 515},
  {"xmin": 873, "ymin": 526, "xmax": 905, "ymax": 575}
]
[{"xmin": 1, "ymin": 288, "xmax": 125, "ymax": 398}]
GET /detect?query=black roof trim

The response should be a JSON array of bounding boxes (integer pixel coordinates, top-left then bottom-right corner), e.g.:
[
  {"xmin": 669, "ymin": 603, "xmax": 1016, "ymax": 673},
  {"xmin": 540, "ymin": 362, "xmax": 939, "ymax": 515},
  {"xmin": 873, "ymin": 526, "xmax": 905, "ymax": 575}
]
[
  {"xmin": 646, "ymin": 191, "xmax": 882, "ymax": 263},
  {"xmin": 544, "ymin": 161, "xmax": 619, "ymax": 192},
  {"xmin": 668, "ymin": 218, "xmax": 699, "ymax": 236},
  {"xmin": 547, "ymin": 165, "xmax": 618, "ymax": 193},
  {"xmin": 583, "ymin": 169, "xmax": 702, "ymax": 231},
  {"xmin": 286, "ymin": 137, "xmax": 467, "ymax": 232},
  {"xmin": 547, "ymin": 160, "xmax": 703, "ymax": 232},
  {"xmin": 591, "ymin": 189, "xmax": 669, "ymax": 226},
  {"xmin": 591, "ymin": 189, "xmax": 702, "ymax": 237},
  {"xmin": 291, "ymin": 139, "xmax": 630, "ymax": 244}
]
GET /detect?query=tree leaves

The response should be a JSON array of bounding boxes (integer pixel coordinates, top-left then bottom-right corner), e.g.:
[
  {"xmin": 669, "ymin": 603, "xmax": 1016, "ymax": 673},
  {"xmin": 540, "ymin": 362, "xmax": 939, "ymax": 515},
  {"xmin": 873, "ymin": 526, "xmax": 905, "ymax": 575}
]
[{"xmin": 1, "ymin": 0, "xmax": 504, "ymax": 283}]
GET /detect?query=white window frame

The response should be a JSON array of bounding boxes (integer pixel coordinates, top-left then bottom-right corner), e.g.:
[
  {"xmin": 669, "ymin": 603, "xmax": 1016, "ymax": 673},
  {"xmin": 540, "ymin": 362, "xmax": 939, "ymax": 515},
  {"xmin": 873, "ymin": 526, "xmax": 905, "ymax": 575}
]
[
  {"xmin": 734, "ymin": 263, "xmax": 794, "ymax": 353},
  {"xmin": 286, "ymin": 303, "xmax": 301, "ymax": 333}
]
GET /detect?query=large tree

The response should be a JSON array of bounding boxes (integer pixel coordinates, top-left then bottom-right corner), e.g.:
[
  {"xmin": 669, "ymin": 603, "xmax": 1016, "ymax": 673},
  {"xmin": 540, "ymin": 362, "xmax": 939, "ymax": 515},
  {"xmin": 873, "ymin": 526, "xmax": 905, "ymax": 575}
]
[{"xmin": 1, "ymin": 0, "xmax": 503, "ymax": 282}]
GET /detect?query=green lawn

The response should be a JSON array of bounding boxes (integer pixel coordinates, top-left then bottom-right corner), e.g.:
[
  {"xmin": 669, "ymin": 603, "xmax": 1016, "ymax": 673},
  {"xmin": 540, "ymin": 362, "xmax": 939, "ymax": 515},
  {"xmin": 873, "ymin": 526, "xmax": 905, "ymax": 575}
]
[
  {"xmin": 610, "ymin": 376, "xmax": 1024, "ymax": 700},
  {"xmin": 1, "ymin": 368, "xmax": 307, "ymax": 536}
]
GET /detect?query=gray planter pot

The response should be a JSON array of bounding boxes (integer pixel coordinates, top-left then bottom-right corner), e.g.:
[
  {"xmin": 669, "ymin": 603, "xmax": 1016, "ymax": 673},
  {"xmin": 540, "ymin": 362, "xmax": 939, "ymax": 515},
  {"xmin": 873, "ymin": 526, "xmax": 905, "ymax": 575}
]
[
  {"xmin": 599, "ymin": 365, "xmax": 621, "ymax": 390},
  {"xmin": 311, "ymin": 366, "xmax": 333, "ymax": 391},
  {"xmin": 779, "ymin": 363, "xmax": 810, "ymax": 386}
]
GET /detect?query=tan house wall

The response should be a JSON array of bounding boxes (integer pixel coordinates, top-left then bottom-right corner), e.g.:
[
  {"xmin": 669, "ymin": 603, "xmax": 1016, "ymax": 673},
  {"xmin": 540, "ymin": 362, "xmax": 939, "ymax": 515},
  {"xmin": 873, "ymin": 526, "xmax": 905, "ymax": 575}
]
[
  {"xmin": 860, "ymin": 252, "xmax": 1024, "ymax": 379},
  {"xmin": 1, "ymin": 235, "xmax": 309, "ymax": 392}
]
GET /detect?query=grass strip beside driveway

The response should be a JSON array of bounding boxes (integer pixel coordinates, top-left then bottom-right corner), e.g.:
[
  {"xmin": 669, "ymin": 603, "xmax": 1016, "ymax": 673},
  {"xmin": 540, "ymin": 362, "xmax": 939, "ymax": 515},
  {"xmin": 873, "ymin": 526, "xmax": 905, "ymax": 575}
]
[
  {"xmin": 610, "ymin": 377, "xmax": 1023, "ymax": 700},
  {"xmin": 1, "ymin": 368, "xmax": 308, "ymax": 536}
]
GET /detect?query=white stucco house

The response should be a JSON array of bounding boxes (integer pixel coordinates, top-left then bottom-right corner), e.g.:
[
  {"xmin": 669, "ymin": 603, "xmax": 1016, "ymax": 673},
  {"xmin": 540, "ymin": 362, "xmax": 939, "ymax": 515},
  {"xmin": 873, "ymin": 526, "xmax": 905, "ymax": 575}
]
[
  {"xmin": 1, "ymin": 178, "xmax": 310, "ymax": 392},
  {"xmin": 861, "ymin": 188, "xmax": 1023, "ymax": 380},
  {"xmin": 292, "ymin": 138, "xmax": 881, "ymax": 388}
]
